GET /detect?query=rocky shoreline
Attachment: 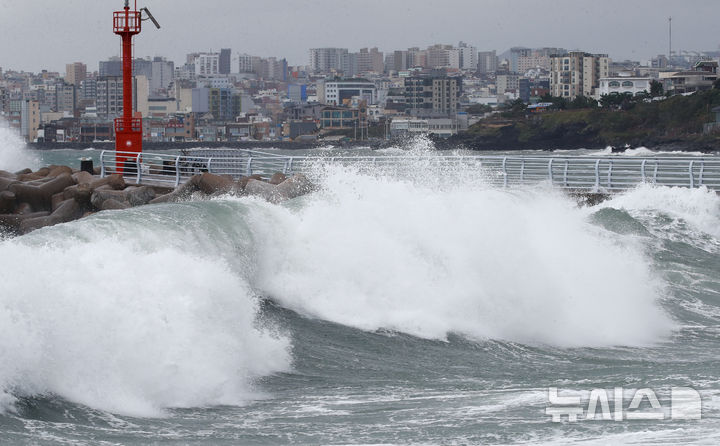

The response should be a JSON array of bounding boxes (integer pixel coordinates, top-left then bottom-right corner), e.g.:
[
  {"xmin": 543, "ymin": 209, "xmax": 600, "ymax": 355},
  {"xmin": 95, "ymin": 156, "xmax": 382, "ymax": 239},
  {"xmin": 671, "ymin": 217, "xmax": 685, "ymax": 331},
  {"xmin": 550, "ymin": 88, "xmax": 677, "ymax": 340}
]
[{"xmin": 0, "ymin": 165, "xmax": 313, "ymax": 236}]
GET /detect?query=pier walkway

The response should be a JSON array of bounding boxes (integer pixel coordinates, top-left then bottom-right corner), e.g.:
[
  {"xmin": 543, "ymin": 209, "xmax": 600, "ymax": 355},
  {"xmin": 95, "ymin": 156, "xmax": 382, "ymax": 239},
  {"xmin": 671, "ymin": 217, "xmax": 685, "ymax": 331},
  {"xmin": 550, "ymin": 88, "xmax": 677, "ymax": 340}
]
[{"xmin": 99, "ymin": 149, "xmax": 720, "ymax": 193}]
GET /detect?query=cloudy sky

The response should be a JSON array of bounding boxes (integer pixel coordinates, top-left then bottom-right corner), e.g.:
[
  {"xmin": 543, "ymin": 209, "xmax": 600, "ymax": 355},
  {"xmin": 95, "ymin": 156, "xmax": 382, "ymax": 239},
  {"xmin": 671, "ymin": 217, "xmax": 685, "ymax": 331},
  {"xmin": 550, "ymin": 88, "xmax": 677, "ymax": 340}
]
[{"xmin": 1, "ymin": 0, "xmax": 718, "ymax": 73}]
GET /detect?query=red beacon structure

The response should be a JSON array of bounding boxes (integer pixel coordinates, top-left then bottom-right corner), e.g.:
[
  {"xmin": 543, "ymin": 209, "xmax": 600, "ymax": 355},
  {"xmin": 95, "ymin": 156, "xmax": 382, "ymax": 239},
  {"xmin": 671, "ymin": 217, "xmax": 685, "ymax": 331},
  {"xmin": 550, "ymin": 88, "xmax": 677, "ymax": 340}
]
[{"xmin": 112, "ymin": 0, "xmax": 160, "ymax": 172}]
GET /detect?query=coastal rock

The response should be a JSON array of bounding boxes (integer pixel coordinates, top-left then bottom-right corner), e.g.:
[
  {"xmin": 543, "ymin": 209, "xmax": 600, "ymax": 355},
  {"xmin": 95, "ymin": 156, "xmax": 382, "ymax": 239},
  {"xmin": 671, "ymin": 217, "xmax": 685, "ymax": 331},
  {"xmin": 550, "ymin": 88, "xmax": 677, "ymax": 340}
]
[
  {"xmin": 19, "ymin": 215, "xmax": 55, "ymax": 234},
  {"xmin": 0, "ymin": 211, "xmax": 50, "ymax": 233},
  {"xmin": 51, "ymin": 192, "xmax": 66, "ymax": 212},
  {"xmin": 237, "ymin": 174, "xmax": 263, "ymax": 191},
  {"xmin": 90, "ymin": 189, "xmax": 128, "ymax": 209},
  {"xmin": 0, "ymin": 170, "xmax": 17, "ymax": 179},
  {"xmin": 89, "ymin": 174, "xmax": 125, "ymax": 190},
  {"xmin": 72, "ymin": 171, "xmax": 94, "ymax": 185},
  {"xmin": 50, "ymin": 199, "xmax": 82, "ymax": 223},
  {"xmin": 0, "ymin": 177, "xmax": 19, "ymax": 191},
  {"xmin": 14, "ymin": 202, "xmax": 33, "ymax": 214},
  {"xmin": 0, "ymin": 191, "xmax": 16, "ymax": 213},
  {"xmin": 47, "ymin": 165, "xmax": 73, "ymax": 178},
  {"xmin": 275, "ymin": 174, "xmax": 314, "ymax": 201},
  {"xmin": 244, "ymin": 179, "xmax": 278, "ymax": 202},
  {"xmin": 269, "ymin": 172, "xmax": 287, "ymax": 185},
  {"xmin": 197, "ymin": 172, "xmax": 234, "ymax": 195},
  {"xmin": 124, "ymin": 186, "xmax": 156, "ymax": 206},
  {"xmin": 13, "ymin": 168, "xmax": 31, "ymax": 176},
  {"xmin": 100, "ymin": 198, "xmax": 130, "ymax": 210}
]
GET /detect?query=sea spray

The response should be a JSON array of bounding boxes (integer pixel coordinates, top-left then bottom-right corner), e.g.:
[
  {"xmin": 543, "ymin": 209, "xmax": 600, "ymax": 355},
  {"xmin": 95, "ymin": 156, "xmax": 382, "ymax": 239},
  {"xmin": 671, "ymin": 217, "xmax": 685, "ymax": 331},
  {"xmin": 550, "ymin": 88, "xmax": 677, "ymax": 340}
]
[
  {"xmin": 596, "ymin": 183, "xmax": 720, "ymax": 241},
  {"xmin": 248, "ymin": 163, "xmax": 675, "ymax": 348},
  {"xmin": 0, "ymin": 204, "xmax": 290, "ymax": 417},
  {"xmin": 0, "ymin": 119, "xmax": 40, "ymax": 172}
]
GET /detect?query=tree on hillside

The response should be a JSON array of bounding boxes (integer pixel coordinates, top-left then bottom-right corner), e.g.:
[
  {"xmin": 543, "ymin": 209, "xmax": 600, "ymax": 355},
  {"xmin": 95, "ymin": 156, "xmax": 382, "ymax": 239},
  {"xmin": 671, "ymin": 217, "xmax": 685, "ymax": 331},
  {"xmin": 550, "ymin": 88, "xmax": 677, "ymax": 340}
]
[
  {"xmin": 539, "ymin": 94, "xmax": 567, "ymax": 110},
  {"xmin": 569, "ymin": 95, "xmax": 598, "ymax": 109},
  {"xmin": 650, "ymin": 80, "xmax": 664, "ymax": 97},
  {"xmin": 466, "ymin": 103, "xmax": 492, "ymax": 115}
]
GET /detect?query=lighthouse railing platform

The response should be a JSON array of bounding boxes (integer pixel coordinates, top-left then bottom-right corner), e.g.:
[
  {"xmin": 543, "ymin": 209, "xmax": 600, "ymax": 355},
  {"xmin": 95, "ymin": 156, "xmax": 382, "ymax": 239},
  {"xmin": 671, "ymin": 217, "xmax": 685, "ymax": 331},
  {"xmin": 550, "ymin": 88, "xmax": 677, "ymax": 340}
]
[{"xmin": 99, "ymin": 150, "xmax": 720, "ymax": 193}]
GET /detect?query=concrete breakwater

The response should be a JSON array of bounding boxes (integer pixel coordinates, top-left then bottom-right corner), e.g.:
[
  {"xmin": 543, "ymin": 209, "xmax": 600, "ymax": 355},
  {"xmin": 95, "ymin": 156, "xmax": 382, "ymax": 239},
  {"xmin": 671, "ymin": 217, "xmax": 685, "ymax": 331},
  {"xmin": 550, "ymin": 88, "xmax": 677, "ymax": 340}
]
[{"xmin": 0, "ymin": 165, "xmax": 313, "ymax": 235}]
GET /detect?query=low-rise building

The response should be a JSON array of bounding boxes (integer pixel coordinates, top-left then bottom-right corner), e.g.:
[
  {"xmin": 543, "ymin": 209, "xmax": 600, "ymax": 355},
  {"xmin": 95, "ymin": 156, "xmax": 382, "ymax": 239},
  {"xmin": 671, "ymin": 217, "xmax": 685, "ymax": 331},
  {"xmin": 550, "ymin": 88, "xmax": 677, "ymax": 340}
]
[{"xmin": 597, "ymin": 77, "xmax": 652, "ymax": 97}]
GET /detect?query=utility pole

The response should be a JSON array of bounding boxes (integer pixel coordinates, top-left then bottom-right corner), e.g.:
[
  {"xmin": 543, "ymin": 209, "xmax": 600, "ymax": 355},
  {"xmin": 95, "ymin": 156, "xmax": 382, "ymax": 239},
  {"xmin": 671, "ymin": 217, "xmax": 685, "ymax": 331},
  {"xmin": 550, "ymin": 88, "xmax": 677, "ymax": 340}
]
[{"xmin": 668, "ymin": 17, "xmax": 672, "ymax": 67}]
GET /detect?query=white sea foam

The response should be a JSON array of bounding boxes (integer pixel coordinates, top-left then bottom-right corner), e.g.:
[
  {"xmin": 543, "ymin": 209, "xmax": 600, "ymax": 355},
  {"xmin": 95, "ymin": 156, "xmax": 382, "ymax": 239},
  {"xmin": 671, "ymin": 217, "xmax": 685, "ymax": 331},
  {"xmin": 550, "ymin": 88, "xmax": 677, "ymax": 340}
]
[
  {"xmin": 0, "ymin": 221, "xmax": 290, "ymax": 417},
  {"xmin": 249, "ymin": 163, "xmax": 674, "ymax": 348},
  {"xmin": 0, "ymin": 119, "xmax": 40, "ymax": 172},
  {"xmin": 598, "ymin": 184, "xmax": 720, "ymax": 240}
]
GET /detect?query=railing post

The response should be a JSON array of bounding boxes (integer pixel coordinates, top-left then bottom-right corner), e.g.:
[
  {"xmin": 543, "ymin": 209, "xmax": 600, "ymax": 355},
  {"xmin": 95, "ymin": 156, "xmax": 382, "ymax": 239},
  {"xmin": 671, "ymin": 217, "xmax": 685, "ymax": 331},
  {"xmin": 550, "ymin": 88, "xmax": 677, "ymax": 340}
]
[
  {"xmin": 288, "ymin": 157, "xmax": 294, "ymax": 175},
  {"xmin": 594, "ymin": 159, "xmax": 600, "ymax": 190},
  {"xmin": 207, "ymin": 157, "xmax": 213, "ymax": 174},
  {"xmin": 689, "ymin": 160, "xmax": 695, "ymax": 188},
  {"xmin": 174, "ymin": 156, "xmax": 181, "ymax": 187},
  {"xmin": 653, "ymin": 162, "xmax": 658, "ymax": 184},
  {"xmin": 548, "ymin": 159, "xmax": 554, "ymax": 185},
  {"xmin": 100, "ymin": 150, "xmax": 107, "ymax": 178},
  {"xmin": 246, "ymin": 157, "xmax": 253, "ymax": 176},
  {"xmin": 502, "ymin": 156, "xmax": 508, "ymax": 187},
  {"xmin": 699, "ymin": 160, "xmax": 704, "ymax": 186},
  {"xmin": 136, "ymin": 153, "xmax": 142, "ymax": 184},
  {"xmin": 607, "ymin": 160, "xmax": 613, "ymax": 189},
  {"xmin": 641, "ymin": 159, "xmax": 647, "ymax": 183},
  {"xmin": 563, "ymin": 161, "xmax": 569, "ymax": 187},
  {"xmin": 520, "ymin": 159, "xmax": 525, "ymax": 183}
]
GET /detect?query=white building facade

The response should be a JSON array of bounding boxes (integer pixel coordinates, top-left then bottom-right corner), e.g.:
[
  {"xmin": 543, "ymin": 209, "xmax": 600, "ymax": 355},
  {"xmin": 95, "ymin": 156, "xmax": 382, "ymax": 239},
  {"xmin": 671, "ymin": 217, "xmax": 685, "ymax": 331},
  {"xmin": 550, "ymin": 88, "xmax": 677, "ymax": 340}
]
[{"xmin": 597, "ymin": 77, "xmax": 652, "ymax": 97}]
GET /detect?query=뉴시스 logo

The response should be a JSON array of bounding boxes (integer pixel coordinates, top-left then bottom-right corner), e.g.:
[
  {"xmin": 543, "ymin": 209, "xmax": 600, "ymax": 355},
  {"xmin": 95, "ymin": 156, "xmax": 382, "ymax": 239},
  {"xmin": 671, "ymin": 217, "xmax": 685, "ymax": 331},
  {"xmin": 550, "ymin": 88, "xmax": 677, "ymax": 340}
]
[{"xmin": 545, "ymin": 387, "xmax": 702, "ymax": 422}]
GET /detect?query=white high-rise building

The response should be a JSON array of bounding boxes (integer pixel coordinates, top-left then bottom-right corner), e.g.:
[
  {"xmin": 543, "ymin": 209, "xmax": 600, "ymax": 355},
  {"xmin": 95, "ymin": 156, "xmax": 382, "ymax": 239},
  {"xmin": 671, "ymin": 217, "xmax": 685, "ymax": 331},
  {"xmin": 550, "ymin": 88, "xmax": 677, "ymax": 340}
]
[
  {"xmin": 194, "ymin": 53, "xmax": 220, "ymax": 77},
  {"xmin": 309, "ymin": 48, "xmax": 349, "ymax": 74},
  {"xmin": 458, "ymin": 42, "xmax": 478, "ymax": 71},
  {"xmin": 238, "ymin": 53, "xmax": 254, "ymax": 73}
]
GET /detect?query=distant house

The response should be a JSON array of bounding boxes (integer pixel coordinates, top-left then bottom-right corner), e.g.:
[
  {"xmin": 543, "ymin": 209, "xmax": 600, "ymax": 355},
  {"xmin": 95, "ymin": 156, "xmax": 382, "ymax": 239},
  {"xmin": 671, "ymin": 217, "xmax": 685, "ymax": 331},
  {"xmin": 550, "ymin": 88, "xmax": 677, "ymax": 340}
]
[
  {"xmin": 661, "ymin": 60, "xmax": 718, "ymax": 94},
  {"xmin": 597, "ymin": 77, "xmax": 652, "ymax": 97}
]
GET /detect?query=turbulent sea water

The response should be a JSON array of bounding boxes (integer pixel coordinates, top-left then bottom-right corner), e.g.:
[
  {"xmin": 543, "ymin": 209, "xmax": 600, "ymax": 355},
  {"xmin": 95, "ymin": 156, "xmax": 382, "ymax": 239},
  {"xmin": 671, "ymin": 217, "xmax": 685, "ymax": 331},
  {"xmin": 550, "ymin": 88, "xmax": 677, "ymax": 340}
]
[{"xmin": 1, "ymin": 127, "xmax": 720, "ymax": 444}]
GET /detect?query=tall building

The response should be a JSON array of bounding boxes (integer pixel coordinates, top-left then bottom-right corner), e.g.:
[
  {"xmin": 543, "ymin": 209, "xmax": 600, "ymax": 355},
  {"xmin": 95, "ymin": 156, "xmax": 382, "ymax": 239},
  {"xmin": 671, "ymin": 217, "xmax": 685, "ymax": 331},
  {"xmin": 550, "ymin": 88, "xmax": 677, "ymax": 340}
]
[
  {"xmin": 65, "ymin": 62, "xmax": 87, "ymax": 86},
  {"xmin": 20, "ymin": 100, "xmax": 40, "ymax": 142},
  {"xmin": 458, "ymin": 42, "xmax": 477, "ymax": 71},
  {"xmin": 432, "ymin": 77, "xmax": 460, "ymax": 114},
  {"xmin": 238, "ymin": 53, "xmax": 254, "ymax": 73},
  {"xmin": 219, "ymin": 48, "xmax": 231, "ymax": 74},
  {"xmin": 404, "ymin": 76, "xmax": 461, "ymax": 115},
  {"xmin": 309, "ymin": 48, "xmax": 349, "ymax": 74},
  {"xmin": 97, "ymin": 76, "xmax": 136, "ymax": 118},
  {"xmin": 55, "ymin": 82, "xmax": 77, "ymax": 115},
  {"xmin": 550, "ymin": 51, "xmax": 610, "ymax": 98},
  {"xmin": 392, "ymin": 50, "xmax": 410, "ymax": 71},
  {"xmin": 191, "ymin": 87, "xmax": 241, "ymax": 120},
  {"xmin": 496, "ymin": 74, "xmax": 520, "ymax": 94},
  {"xmin": 99, "ymin": 57, "xmax": 122, "ymax": 77},
  {"xmin": 357, "ymin": 48, "xmax": 384, "ymax": 73},
  {"xmin": 255, "ymin": 57, "xmax": 288, "ymax": 81},
  {"xmin": 194, "ymin": 53, "xmax": 220, "ymax": 77},
  {"xmin": 150, "ymin": 57, "xmax": 175, "ymax": 95},
  {"xmin": 427, "ymin": 44, "xmax": 460, "ymax": 69},
  {"xmin": 477, "ymin": 51, "xmax": 498, "ymax": 73}
]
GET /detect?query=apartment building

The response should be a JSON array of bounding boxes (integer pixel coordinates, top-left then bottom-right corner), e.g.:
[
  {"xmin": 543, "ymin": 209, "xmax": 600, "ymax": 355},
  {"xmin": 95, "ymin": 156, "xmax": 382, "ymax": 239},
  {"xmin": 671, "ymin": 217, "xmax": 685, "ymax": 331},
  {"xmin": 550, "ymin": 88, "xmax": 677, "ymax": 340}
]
[
  {"xmin": 309, "ymin": 48, "xmax": 349, "ymax": 74},
  {"xmin": 550, "ymin": 51, "xmax": 610, "ymax": 98}
]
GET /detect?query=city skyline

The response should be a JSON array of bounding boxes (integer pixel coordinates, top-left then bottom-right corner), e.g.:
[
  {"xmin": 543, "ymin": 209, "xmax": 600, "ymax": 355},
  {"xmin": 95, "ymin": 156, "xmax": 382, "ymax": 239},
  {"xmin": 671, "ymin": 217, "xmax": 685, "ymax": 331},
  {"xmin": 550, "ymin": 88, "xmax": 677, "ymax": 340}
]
[{"xmin": 1, "ymin": 0, "xmax": 719, "ymax": 73}]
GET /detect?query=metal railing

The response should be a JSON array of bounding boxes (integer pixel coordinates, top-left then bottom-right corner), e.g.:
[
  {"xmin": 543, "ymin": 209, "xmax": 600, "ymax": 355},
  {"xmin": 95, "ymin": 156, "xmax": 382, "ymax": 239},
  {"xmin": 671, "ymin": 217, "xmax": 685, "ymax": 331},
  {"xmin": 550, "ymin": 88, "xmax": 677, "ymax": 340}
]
[
  {"xmin": 99, "ymin": 149, "xmax": 720, "ymax": 192},
  {"xmin": 99, "ymin": 149, "xmax": 295, "ymax": 187}
]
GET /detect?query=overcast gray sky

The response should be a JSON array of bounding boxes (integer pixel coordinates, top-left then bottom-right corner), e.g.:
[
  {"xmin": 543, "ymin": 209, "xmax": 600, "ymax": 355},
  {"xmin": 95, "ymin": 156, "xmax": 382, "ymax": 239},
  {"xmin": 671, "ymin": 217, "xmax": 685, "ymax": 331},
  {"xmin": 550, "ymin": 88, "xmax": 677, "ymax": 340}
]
[{"xmin": 1, "ymin": 0, "xmax": 718, "ymax": 73}]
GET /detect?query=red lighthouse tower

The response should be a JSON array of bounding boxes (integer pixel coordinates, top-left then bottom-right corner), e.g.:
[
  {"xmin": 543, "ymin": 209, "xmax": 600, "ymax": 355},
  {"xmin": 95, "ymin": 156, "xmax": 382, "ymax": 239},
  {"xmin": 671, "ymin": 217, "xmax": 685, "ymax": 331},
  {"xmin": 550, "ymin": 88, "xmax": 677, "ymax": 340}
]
[{"xmin": 112, "ymin": 1, "xmax": 159, "ymax": 172}]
